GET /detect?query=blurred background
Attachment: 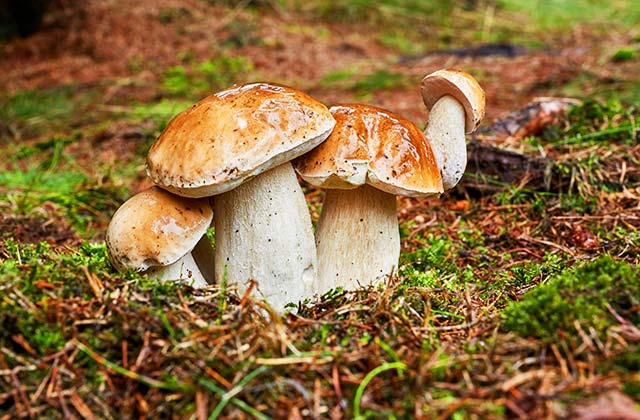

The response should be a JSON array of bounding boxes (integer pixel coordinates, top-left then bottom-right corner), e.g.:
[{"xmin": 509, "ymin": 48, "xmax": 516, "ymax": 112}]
[{"xmin": 1, "ymin": 0, "xmax": 638, "ymax": 127}]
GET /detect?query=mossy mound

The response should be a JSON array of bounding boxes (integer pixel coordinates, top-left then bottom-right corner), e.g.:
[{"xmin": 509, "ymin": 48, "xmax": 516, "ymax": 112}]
[{"xmin": 502, "ymin": 256, "xmax": 640, "ymax": 340}]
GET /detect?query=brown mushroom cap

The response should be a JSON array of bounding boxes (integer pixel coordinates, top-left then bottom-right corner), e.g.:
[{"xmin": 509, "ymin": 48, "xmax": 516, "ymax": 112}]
[
  {"xmin": 106, "ymin": 187, "xmax": 213, "ymax": 272},
  {"xmin": 295, "ymin": 104, "xmax": 443, "ymax": 197},
  {"xmin": 146, "ymin": 82, "xmax": 336, "ymax": 197},
  {"xmin": 421, "ymin": 69, "xmax": 486, "ymax": 133}
]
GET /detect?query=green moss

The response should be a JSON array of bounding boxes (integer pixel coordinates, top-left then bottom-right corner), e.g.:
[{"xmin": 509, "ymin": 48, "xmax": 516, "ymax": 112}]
[
  {"xmin": 0, "ymin": 168, "xmax": 126, "ymax": 234},
  {"xmin": 611, "ymin": 47, "xmax": 638, "ymax": 62},
  {"xmin": 502, "ymin": 256, "xmax": 640, "ymax": 340},
  {"xmin": 352, "ymin": 70, "xmax": 410, "ymax": 96},
  {"xmin": 162, "ymin": 55, "xmax": 256, "ymax": 98},
  {"xmin": 498, "ymin": 0, "xmax": 640, "ymax": 31},
  {"xmin": 400, "ymin": 234, "xmax": 457, "ymax": 274},
  {"xmin": 611, "ymin": 344, "xmax": 640, "ymax": 372},
  {"xmin": 378, "ymin": 31, "xmax": 428, "ymax": 55},
  {"xmin": 320, "ymin": 68, "xmax": 413, "ymax": 99},
  {"xmin": 319, "ymin": 68, "xmax": 357, "ymax": 87},
  {"xmin": 621, "ymin": 376, "xmax": 640, "ymax": 398},
  {"xmin": 544, "ymin": 99, "xmax": 638, "ymax": 145},
  {"xmin": 128, "ymin": 99, "xmax": 193, "ymax": 133}
]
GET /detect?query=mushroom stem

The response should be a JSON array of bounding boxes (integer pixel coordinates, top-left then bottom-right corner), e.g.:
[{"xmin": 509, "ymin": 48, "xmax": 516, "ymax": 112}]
[
  {"xmin": 315, "ymin": 184, "xmax": 399, "ymax": 294},
  {"xmin": 424, "ymin": 95, "xmax": 467, "ymax": 191},
  {"xmin": 145, "ymin": 252, "xmax": 209, "ymax": 288},
  {"xmin": 213, "ymin": 162, "xmax": 318, "ymax": 312}
]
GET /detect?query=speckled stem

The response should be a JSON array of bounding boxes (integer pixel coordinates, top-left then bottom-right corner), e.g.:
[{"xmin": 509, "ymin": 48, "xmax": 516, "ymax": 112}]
[
  {"xmin": 213, "ymin": 162, "xmax": 318, "ymax": 312},
  {"xmin": 315, "ymin": 184, "xmax": 400, "ymax": 294}
]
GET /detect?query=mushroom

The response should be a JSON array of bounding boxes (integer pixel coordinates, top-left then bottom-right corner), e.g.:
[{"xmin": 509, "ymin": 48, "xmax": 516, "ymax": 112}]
[
  {"xmin": 106, "ymin": 186, "xmax": 214, "ymax": 287},
  {"xmin": 421, "ymin": 69, "xmax": 485, "ymax": 190},
  {"xmin": 146, "ymin": 82, "xmax": 336, "ymax": 311},
  {"xmin": 294, "ymin": 104, "xmax": 443, "ymax": 294}
]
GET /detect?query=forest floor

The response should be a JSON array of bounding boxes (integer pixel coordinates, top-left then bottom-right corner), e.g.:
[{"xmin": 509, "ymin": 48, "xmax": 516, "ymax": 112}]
[{"xmin": 0, "ymin": 0, "xmax": 639, "ymax": 418}]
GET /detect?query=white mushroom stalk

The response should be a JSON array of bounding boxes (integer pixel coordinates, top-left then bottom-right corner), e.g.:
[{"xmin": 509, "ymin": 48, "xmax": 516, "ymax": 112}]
[
  {"xmin": 145, "ymin": 82, "xmax": 336, "ymax": 312},
  {"xmin": 144, "ymin": 252, "xmax": 208, "ymax": 287},
  {"xmin": 295, "ymin": 104, "xmax": 443, "ymax": 295},
  {"xmin": 214, "ymin": 163, "xmax": 318, "ymax": 308},
  {"xmin": 421, "ymin": 69, "xmax": 486, "ymax": 190},
  {"xmin": 106, "ymin": 187, "xmax": 214, "ymax": 287},
  {"xmin": 424, "ymin": 96, "xmax": 467, "ymax": 190},
  {"xmin": 314, "ymin": 185, "xmax": 399, "ymax": 293}
]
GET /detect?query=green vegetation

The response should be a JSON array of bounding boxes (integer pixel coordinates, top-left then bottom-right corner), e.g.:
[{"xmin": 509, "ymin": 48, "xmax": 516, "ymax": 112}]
[
  {"xmin": 352, "ymin": 70, "xmax": 410, "ymax": 95},
  {"xmin": 0, "ymin": 135, "xmax": 127, "ymax": 234},
  {"xmin": 320, "ymin": 68, "xmax": 412, "ymax": 98},
  {"xmin": 497, "ymin": 0, "xmax": 640, "ymax": 31},
  {"xmin": 319, "ymin": 68, "xmax": 356, "ymax": 87},
  {"xmin": 290, "ymin": 0, "xmax": 640, "ymax": 49},
  {"xmin": 611, "ymin": 46, "xmax": 638, "ymax": 62},
  {"xmin": 162, "ymin": 54, "xmax": 256, "ymax": 98},
  {"xmin": 544, "ymin": 99, "xmax": 639, "ymax": 144},
  {"xmin": 129, "ymin": 99, "xmax": 194, "ymax": 132},
  {"xmin": 292, "ymin": 0, "xmax": 456, "ymax": 25},
  {"xmin": 378, "ymin": 31, "xmax": 425, "ymax": 55},
  {"xmin": 502, "ymin": 256, "xmax": 640, "ymax": 340},
  {"xmin": 0, "ymin": 86, "xmax": 85, "ymax": 139}
]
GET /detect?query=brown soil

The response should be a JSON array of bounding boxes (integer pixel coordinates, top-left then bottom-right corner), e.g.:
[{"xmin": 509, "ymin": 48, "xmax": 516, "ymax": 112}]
[
  {"xmin": 0, "ymin": 212, "xmax": 81, "ymax": 247},
  {"xmin": 1, "ymin": 0, "xmax": 637, "ymax": 123}
]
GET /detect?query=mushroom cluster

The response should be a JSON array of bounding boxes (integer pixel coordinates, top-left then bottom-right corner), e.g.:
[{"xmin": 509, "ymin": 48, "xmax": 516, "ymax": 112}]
[
  {"xmin": 293, "ymin": 69, "xmax": 484, "ymax": 294},
  {"xmin": 105, "ymin": 70, "xmax": 484, "ymax": 312},
  {"xmin": 107, "ymin": 82, "xmax": 335, "ymax": 312}
]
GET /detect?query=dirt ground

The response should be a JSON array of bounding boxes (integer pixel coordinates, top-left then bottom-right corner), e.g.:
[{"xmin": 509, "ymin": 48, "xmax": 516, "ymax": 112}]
[{"xmin": 2, "ymin": 0, "xmax": 637, "ymax": 126}]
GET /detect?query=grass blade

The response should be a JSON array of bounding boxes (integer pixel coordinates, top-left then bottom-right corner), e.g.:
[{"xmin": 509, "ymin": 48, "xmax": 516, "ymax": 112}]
[
  {"xmin": 73, "ymin": 339, "xmax": 190, "ymax": 392},
  {"xmin": 198, "ymin": 378, "xmax": 271, "ymax": 420},
  {"xmin": 353, "ymin": 362, "xmax": 407, "ymax": 419},
  {"xmin": 209, "ymin": 365, "xmax": 269, "ymax": 419}
]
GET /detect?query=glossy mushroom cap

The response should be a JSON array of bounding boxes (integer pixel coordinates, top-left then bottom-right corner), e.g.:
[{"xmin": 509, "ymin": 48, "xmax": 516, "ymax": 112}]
[
  {"xmin": 421, "ymin": 69, "xmax": 486, "ymax": 133},
  {"xmin": 295, "ymin": 104, "xmax": 443, "ymax": 198},
  {"xmin": 106, "ymin": 186, "xmax": 213, "ymax": 272},
  {"xmin": 146, "ymin": 82, "xmax": 336, "ymax": 198}
]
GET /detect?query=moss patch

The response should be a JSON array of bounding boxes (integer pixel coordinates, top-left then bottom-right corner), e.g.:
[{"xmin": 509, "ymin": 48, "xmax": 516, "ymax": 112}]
[{"xmin": 501, "ymin": 256, "xmax": 640, "ymax": 340}]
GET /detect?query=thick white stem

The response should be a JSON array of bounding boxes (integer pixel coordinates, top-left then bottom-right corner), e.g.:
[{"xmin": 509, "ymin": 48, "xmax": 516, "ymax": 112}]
[
  {"xmin": 315, "ymin": 185, "xmax": 399, "ymax": 294},
  {"xmin": 145, "ymin": 252, "xmax": 209, "ymax": 288},
  {"xmin": 424, "ymin": 95, "xmax": 467, "ymax": 190},
  {"xmin": 214, "ymin": 162, "xmax": 318, "ymax": 312}
]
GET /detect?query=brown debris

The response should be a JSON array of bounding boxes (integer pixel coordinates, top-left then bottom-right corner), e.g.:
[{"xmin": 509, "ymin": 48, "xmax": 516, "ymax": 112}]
[
  {"xmin": 464, "ymin": 139, "xmax": 559, "ymax": 193},
  {"xmin": 474, "ymin": 97, "xmax": 581, "ymax": 143},
  {"xmin": 572, "ymin": 391, "xmax": 640, "ymax": 420},
  {"xmin": 0, "ymin": 213, "xmax": 81, "ymax": 248}
]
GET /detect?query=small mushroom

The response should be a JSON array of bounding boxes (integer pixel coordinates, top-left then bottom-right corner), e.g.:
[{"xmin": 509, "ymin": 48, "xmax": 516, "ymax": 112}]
[
  {"xmin": 421, "ymin": 69, "xmax": 486, "ymax": 190},
  {"xmin": 146, "ymin": 82, "xmax": 336, "ymax": 311},
  {"xmin": 295, "ymin": 104, "xmax": 443, "ymax": 294},
  {"xmin": 106, "ymin": 186, "xmax": 214, "ymax": 287}
]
